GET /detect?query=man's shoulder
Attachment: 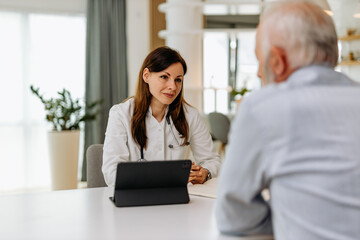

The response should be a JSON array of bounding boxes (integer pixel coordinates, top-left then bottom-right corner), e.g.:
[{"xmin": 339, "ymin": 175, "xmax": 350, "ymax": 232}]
[
  {"xmin": 288, "ymin": 65, "xmax": 360, "ymax": 87},
  {"xmin": 244, "ymin": 65, "xmax": 360, "ymax": 108},
  {"xmin": 242, "ymin": 84, "xmax": 282, "ymax": 109}
]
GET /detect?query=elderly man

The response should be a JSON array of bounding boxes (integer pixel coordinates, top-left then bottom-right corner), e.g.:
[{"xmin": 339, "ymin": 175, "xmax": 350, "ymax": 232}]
[{"xmin": 215, "ymin": 1, "xmax": 360, "ymax": 240}]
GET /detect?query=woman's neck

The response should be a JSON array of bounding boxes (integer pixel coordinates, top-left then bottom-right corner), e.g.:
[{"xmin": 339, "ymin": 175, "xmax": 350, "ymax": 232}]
[{"xmin": 150, "ymin": 101, "xmax": 167, "ymax": 122}]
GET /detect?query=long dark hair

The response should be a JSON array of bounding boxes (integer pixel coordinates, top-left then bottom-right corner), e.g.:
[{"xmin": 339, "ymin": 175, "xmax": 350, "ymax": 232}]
[{"xmin": 131, "ymin": 46, "xmax": 189, "ymax": 150}]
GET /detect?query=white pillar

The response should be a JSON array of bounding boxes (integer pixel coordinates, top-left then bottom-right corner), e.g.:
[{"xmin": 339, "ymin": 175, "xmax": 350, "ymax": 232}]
[{"xmin": 160, "ymin": 0, "xmax": 203, "ymax": 111}]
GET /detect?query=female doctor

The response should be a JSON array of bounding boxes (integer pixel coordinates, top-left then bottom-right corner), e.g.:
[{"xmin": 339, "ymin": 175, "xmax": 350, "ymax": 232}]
[{"xmin": 102, "ymin": 46, "xmax": 221, "ymax": 187}]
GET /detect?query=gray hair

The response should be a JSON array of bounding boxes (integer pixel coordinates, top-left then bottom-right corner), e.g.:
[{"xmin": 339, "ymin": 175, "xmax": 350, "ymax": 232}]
[{"xmin": 259, "ymin": 1, "xmax": 338, "ymax": 70}]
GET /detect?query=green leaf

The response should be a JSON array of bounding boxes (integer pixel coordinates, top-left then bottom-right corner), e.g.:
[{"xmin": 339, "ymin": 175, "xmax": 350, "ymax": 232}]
[
  {"xmin": 29, "ymin": 85, "xmax": 103, "ymax": 131},
  {"xmin": 230, "ymin": 87, "xmax": 250, "ymax": 97}
]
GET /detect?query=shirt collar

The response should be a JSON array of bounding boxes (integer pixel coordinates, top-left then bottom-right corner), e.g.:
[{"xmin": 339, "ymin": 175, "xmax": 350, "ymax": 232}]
[
  {"xmin": 285, "ymin": 64, "xmax": 351, "ymax": 87},
  {"xmin": 147, "ymin": 105, "xmax": 170, "ymax": 122}
]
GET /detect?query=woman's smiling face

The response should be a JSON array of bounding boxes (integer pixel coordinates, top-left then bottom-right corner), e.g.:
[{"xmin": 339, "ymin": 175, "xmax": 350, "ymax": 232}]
[{"xmin": 143, "ymin": 62, "xmax": 184, "ymax": 107}]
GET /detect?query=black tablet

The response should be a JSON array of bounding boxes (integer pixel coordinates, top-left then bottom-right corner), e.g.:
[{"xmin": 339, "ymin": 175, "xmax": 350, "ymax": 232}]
[{"xmin": 111, "ymin": 160, "xmax": 192, "ymax": 207}]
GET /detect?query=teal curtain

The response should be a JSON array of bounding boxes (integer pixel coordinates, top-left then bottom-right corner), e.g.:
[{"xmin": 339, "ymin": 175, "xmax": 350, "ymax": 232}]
[{"xmin": 82, "ymin": 0, "xmax": 128, "ymax": 181}]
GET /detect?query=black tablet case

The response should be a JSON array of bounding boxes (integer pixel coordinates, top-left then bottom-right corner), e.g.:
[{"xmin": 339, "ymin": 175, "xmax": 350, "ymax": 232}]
[{"xmin": 111, "ymin": 160, "xmax": 192, "ymax": 207}]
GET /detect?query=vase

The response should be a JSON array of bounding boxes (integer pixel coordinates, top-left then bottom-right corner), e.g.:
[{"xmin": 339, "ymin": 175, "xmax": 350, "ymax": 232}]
[
  {"xmin": 235, "ymin": 97, "xmax": 243, "ymax": 111},
  {"xmin": 47, "ymin": 130, "xmax": 80, "ymax": 190}
]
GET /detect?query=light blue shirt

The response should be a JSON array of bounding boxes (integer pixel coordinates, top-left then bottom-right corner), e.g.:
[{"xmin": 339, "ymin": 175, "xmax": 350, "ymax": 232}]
[{"xmin": 215, "ymin": 65, "xmax": 360, "ymax": 240}]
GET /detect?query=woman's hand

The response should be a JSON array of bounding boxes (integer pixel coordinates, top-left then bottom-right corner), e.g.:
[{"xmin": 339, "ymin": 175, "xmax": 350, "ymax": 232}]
[{"xmin": 188, "ymin": 164, "xmax": 208, "ymax": 184}]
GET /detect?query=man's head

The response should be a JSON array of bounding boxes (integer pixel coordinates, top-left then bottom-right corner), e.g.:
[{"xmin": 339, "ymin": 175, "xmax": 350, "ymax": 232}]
[{"xmin": 255, "ymin": 1, "xmax": 338, "ymax": 85}]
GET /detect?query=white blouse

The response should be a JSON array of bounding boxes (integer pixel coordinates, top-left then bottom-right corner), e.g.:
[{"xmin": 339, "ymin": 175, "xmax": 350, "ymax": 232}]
[{"xmin": 102, "ymin": 98, "xmax": 221, "ymax": 187}]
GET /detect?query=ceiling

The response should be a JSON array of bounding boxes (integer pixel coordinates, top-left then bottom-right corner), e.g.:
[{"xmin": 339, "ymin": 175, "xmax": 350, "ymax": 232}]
[{"xmin": 202, "ymin": 0, "xmax": 360, "ymax": 37}]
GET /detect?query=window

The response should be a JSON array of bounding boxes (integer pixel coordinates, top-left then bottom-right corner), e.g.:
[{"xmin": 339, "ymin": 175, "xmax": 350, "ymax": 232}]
[
  {"xmin": 0, "ymin": 11, "xmax": 86, "ymax": 192},
  {"xmin": 203, "ymin": 29, "xmax": 261, "ymax": 114},
  {"xmin": 203, "ymin": 32, "xmax": 229, "ymax": 114},
  {"xmin": 235, "ymin": 31, "xmax": 261, "ymax": 92}
]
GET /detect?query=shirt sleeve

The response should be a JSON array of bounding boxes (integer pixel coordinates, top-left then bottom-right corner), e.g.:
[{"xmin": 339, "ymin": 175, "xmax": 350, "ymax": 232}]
[
  {"xmin": 102, "ymin": 105, "xmax": 130, "ymax": 187},
  {"xmin": 188, "ymin": 109, "xmax": 222, "ymax": 178},
  {"xmin": 215, "ymin": 101, "xmax": 273, "ymax": 236}
]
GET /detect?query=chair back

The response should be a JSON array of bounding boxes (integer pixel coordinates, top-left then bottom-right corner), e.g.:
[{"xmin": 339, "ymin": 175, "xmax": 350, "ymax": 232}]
[
  {"xmin": 86, "ymin": 144, "xmax": 107, "ymax": 188},
  {"xmin": 208, "ymin": 112, "xmax": 231, "ymax": 145}
]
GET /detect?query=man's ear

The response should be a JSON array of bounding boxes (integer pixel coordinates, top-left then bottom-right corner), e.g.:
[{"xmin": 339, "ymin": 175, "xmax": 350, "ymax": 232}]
[
  {"xmin": 269, "ymin": 46, "xmax": 289, "ymax": 83},
  {"xmin": 143, "ymin": 68, "xmax": 150, "ymax": 83}
]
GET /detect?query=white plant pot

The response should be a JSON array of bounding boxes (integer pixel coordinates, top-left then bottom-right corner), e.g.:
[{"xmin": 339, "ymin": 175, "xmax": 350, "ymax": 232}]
[{"xmin": 47, "ymin": 130, "xmax": 80, "ymax": 190}]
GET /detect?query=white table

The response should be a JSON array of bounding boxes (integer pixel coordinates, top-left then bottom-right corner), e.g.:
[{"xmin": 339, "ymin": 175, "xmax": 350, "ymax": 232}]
[{"xmin": 0, "ymin": 187, "xmax": 273, "ymax": 240}]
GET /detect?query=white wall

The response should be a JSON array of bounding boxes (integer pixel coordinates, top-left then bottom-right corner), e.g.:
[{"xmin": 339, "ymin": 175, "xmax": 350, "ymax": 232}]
[
  {"xmin": 328, "ymin": 0, "xmax": 360, "ymax": 37},
  {"xmin": 328, "ymin": 0, "xmax": 360, "ymax": 82},
  {"xmin": 126, "ymin": 0, "xmax": 150, "ymax": 97}
]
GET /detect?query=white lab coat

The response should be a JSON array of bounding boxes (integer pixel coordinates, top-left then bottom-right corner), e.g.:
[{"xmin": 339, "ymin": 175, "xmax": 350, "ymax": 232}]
[{"xmin": 102, "ymin": 98, "xmax": 221, "ymax": 187}]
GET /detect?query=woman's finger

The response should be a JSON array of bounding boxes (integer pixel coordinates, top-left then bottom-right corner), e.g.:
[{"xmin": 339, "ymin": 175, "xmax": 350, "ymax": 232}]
[{"xmin": 191, "ymin": 165, "xmax": 202, "ymax": 171}]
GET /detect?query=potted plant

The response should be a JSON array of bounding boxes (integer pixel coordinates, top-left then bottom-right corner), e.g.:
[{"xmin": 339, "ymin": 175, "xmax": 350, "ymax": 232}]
[
  {"xmin": 230, "ymin": 86, "xmax": 250, "ymax": 109},
  {"xmin": 230, "ymin": 87, "xmax": 250, "ymax": 98},
  {"xmin": 30, "ymin": 85, "xmax": 103, "ymax": 190}
]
